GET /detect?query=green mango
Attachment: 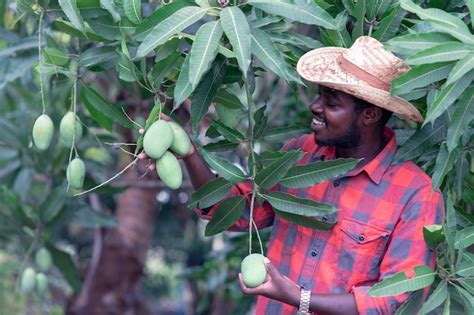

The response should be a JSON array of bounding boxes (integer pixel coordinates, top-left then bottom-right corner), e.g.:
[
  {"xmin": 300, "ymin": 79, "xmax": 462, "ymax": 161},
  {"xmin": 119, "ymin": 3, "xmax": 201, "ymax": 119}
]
[
  {"xmin": 32, "ymin": 114, "xmax": 54, "ymax": 150},
  {"xmin": 169, "ymin": 121, "xmax": 191, "ymax": 156},
  {"xmin": 156, "ymin": 151, "xmax": 182, "ymax": 189},
  {"xmin": 35, "ymin": 273, "xmax": 48, "ymax": 295},
  {"xmin": 35, "ymin": 248, "xmax": 52, "ymax": 272},
  {"xmin": 241, "ymin": 254, "xmax": 267, "ymax": 288},
  {"xmin": 20, "ymin": 268, "xmax": 36, "ymax": 294},
  {"xmin": 59, "ymin": 112, "xmax": 82, "ymax": 147},
  {"xmin": 143, "ymin": 120, "xmax": 174, "ymax": 159},
  {"xmin": 67, "ymin": 158, "xmax": 86, "ymax": 189}
]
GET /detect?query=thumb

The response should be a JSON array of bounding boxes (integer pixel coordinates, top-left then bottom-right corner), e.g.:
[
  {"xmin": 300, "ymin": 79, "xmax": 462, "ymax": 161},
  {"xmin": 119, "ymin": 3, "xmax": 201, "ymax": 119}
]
[{"xmin": 263, "ymin": 257, "xmax": 277, "ymax": 274}]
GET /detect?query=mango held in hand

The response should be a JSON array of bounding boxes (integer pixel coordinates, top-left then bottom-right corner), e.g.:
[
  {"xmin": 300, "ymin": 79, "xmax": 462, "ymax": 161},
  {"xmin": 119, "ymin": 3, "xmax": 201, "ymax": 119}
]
[
  {"xmin": 241, "ymin": 254, "xmax": 267, "ymax": 288},
  {"xmin": 32, "ymin": 114, "xmax": 54, "ymax": 150},
  {"xmin": 20, "ymin": 268, "xmax": 36, "ymax": 293},
  {"xmin": 143, "ymin": 120, "xmax": 174, "ymax": 159},
  {"xmin": 67, "ymin": 158, "xmax": 85, "ymax": 189},
  {"xmin": 169, "ymin": 121, "xmax": 191, "ymax": 156},
  {"xmin": 35, "ymin": 248, "xmax": 53, "ymax": 272},
  {"xmin": 156, "ymin": 151, "xmax": 182, "ymax": 189},
  {"xmin": 35, "ymin": 273, "xmax": 48, "ymax": 295},
  {"xmin": 59, "ymin": 112, "xmax": 82, "ymax": 147}
]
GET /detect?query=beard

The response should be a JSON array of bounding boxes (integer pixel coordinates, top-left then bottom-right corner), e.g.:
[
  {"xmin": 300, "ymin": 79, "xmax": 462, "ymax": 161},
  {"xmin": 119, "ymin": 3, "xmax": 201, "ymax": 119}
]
[{"xmin": 315, "ymin": 119, "xmax": 361, "ymax": 149}]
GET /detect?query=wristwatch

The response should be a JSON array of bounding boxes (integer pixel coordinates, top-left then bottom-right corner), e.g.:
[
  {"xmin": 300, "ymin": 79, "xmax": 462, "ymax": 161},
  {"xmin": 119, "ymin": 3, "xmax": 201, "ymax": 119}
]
[{"xmin": 297, "ymin": 288, "xmax": 312, "ymax": 315}]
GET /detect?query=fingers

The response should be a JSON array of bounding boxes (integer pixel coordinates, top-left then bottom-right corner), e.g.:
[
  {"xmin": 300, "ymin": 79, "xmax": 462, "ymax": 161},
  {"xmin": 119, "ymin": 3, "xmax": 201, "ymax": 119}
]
[{"xmin": 159, "ymin": 113, "xmax": 172, "ymax": 121}]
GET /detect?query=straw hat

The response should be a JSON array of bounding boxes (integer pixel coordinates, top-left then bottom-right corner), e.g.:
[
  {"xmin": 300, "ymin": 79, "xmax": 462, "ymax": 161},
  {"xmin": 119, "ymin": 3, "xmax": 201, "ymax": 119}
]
[{"xmin": 296, "ymin": 36, "xmax": 423, "ymax": 122}]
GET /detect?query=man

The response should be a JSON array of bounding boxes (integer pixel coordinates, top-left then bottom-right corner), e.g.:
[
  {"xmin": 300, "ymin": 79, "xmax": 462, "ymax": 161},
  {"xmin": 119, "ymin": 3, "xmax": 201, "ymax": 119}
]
[{"xmin": 182, "ymin": 36, "xmax": 444, "ymax": 314}]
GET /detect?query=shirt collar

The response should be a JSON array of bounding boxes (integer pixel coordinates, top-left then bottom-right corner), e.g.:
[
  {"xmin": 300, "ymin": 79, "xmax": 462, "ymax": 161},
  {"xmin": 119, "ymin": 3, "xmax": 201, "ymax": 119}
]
[{"xmin": 312, "ymin": 127, "xmax": 397, "ymax": 184}]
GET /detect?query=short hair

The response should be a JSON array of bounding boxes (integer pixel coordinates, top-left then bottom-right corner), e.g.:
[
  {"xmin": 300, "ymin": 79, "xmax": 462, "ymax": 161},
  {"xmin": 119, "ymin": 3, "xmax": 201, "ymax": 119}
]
[{"xmin": 353, "ymin": 97, "xmax": 392, "ymax": 126}]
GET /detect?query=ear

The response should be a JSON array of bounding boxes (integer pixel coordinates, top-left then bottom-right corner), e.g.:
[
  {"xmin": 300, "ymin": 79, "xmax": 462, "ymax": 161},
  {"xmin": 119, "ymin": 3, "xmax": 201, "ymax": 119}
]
[{"xmin": 362, "ymin": 107, "xmax": 382, "ymax": 125}]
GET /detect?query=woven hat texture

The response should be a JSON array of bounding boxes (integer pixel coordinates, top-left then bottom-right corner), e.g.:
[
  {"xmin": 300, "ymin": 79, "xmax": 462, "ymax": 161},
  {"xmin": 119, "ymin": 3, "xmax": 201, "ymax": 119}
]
[{"xmin": 297, "ymin": 36, "xmax": 423, "ymax": 122}]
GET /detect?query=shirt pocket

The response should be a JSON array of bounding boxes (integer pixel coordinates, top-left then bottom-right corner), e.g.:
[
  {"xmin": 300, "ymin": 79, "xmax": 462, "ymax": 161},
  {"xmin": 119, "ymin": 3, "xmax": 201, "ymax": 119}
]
[{"xmin": 338, "ymin": 218, "xmax": 390, "ymax": 284}]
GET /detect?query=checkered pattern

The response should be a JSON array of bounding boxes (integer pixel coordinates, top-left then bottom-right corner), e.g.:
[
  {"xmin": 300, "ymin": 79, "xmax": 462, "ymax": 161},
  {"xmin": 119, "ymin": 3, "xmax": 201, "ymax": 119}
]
[{"xmin": 196, "ymin": 128, "xmax": 445, "ymax": 315}]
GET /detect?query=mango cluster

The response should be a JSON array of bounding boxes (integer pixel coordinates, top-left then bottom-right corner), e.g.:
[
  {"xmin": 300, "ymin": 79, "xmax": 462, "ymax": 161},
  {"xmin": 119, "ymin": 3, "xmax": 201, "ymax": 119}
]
[
  {"xmin": 143, "ymin": 120, "xmax": 191, "ymax": 189},
  {"xmin": 20, "ymin": 248, "xmax": 52, "ymax": 295},
  {"xmin": 32, "ymin": 112, "xmax": 85, "ymax": 189}
]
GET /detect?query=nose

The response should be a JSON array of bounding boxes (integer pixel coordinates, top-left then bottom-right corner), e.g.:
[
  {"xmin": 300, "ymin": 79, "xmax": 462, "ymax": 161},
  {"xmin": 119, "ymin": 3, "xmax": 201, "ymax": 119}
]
[{"xmin": 310, "ymin": 95, "xmax": 323, "ymax": 113}]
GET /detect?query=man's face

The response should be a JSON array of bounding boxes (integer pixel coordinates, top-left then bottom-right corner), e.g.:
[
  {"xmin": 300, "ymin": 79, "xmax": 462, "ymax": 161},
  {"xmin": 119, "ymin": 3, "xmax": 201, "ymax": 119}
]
[{"xmin": 309, "ymin": 86, "xmax": 362, "ymax": 148}]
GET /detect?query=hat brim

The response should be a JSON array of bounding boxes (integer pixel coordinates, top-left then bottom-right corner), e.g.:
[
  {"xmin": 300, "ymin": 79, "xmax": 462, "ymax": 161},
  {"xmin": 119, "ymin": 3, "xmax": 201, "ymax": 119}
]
[{"xmin": 297, "ymin": 47, "xmax": 423, "ymax": 123}]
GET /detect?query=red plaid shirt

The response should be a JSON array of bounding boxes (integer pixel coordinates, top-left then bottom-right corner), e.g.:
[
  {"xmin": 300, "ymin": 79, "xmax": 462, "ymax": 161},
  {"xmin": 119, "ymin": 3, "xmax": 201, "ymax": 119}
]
[{"xmin": 197, "ymin": 127, "xmax": 445, "ymax": 314}]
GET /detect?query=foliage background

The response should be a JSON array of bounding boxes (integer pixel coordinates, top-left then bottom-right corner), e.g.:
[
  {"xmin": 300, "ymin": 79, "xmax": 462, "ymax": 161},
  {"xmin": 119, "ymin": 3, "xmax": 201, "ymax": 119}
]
[{"xmin": 0, "ymin": 0, "xmax": 473, "ymax": 314}]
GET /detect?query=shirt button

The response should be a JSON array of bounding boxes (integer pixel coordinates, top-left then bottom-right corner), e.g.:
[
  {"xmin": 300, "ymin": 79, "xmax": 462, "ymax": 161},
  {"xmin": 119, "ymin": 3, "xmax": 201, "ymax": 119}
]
[
  {"xmin": 333, "ymin": 180, "xmax": 340, "ymax": 187},
  {"xmin": 322, "ymin": 216, "xmax": 328, "ymax": 222},
  {"xmin": 311, "ymin": 250, "xmax": 318, "ymax": 257},
  {"xmin": 358, "ymin": 235, "xmax": 365, "ymax": 242}
]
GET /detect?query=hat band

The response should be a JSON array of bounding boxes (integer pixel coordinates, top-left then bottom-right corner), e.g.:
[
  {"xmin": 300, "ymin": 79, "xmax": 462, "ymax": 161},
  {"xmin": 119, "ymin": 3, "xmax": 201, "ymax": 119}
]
[{"xmin": 337, "ymin": 55, "xmax": 390, "ymax": 91}]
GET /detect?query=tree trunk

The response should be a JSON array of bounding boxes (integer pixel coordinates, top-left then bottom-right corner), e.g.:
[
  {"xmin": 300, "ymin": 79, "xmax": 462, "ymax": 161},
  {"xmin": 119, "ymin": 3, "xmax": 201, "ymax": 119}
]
[{"xmin": 67, "ymin": 157, "xmax": 160, "ymax": 315}]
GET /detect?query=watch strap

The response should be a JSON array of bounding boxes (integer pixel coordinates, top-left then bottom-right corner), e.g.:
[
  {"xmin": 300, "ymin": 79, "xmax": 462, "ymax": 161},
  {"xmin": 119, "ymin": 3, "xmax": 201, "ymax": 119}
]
[{"xmin": 298, "ymin": 288, "xmax": 311, "ymax": 314}]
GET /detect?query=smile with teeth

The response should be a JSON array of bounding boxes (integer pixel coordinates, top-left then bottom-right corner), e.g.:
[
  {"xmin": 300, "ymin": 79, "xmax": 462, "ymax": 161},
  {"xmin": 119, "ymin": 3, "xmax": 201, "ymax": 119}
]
[{"xmin": 312, "ymin": 117, "xmax": 326, "ymax": 126}]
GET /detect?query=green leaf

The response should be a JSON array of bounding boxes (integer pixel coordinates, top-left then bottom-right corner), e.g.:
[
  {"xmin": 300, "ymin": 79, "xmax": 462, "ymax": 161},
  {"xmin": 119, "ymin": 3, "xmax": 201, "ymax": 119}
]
[
  {"xmin": 254, "ymin": 151, "xmax": 303, "ymax": 189},
  {"xmin": 80, "ymin": 87, "xmax": 113, "ymax": 131},
  {"xmin": 372, "ymin": 5, "xmax": 406, "ymax": 42},
  {"xmin": 58, "ymin": 0, "xmax": 85, "ymax": 32},
  {"xmin": 280, "ymin": 158, "xmax": 359, "ymax": 189},
  {"xmin": 85, "ymin": 17, "xmax": 121, "ymax": 41},
  {"xmin": 352, "ymin": 0, "xmax": 366, "ymax": 39},
  {"xmin": 210, "ymin": 120, "xmax": 245, "ymax": 143},
  {"xmin": 191, "ymin": 56, "xmax": 226, "ymax": 133},
  {"xmin": 116, "ymin": 52, "xmax": 140, "ymax": 82},
  {"xmin": 455, "ymin": 227, "xmax": 474, "ymax": 249},
  {"xmin": 188, "ymin": 178, "xmax": 233, "ymax": 209},
  {"xmin": 173, "ymin": 54, "xmax": 193, "ymax": 110},
  {"xmin": 395, "ymin": 290, "xmax": 424, "ymax": 315},
  {"xmin": 80, "ymin": 85, "xmax": 136, "ymax": 130},
  {"xmin": 136, "ymin": 6, "xmax": 207, "ymax": 58},
  {"xmin": 253, "ymin": 105, "xmax": 268, "ymax": 139},
  {"xmin": 79, "ymin": 46, "xmax": 116, "ymax": 68},
  {"xmin": 446, "ymin": 54, "xmax": 474, "ymax": 86},
  {"xmin": 0, "ymin": 37, "xmax": 37, "ymax": 58},
  {"xmin": 214, "ymin": 88, "xmax": 244, "ymax": 109},
  {"xmin": 249, "ymin": 0, "xmax": 336, "ymax": 29},
  {"xmin": 368, "ymin": 265, "xmax": 436, "ymax": 297},
  {"xmin": 70, "ymin": 206, "xmax": 118, "ymax": 228},
  {"xmin": 390, "ymin": 62, "xmax": 455, "ymax": 96},
  {"xmin": 394, "ymin": 117, "xmax": 446, "ymax": 163},
  {"xmin": 100, "ymin": 0, "xmax": 120, "ymax": 22},
  {"xmin": 453, "ymin": 284, "xmax": 473, "ymax": 314},
  {"xmin": 123, "ymin": 0, "xmax": 141, "ymax": 24},
  {"xmin": 406, "ymin": 42, "xmax": 471, "ymax": 66},
  {"xmin": 13, "ymin": 168, "xmax": 32, "ymax": 202},
  {"xmin": 48, "ymin": 245, "xmax": 81, "ymax": 292},
  {"xmin": 42, "ymin": 48, "xmax": 69, "ymax": 67},
  {"xmin": 400, "ymin": 0, "xmax": 474, "ymax": 45},
  {"xmin": 423, "ymin": 224, "xmax": 444, "ymax": 249},
  {"xmin": 189, "ymin": 21, "xmax": 223, "ymax": 89},
  {"xmin": 457, "ymin": 260, "xmax": 474, "ymax": 277},
  {"xmin": 432, "ymin": 144, "xmax": 462, "ymax": 192},
  {"xmin": 385, "ymin": 32, "xmax": 458, "ymax": 55},
  {"xmin": 419, "ymin": 281, "xmax": 448, "ymax": 314},
  {"xmin": 264, "ymin": 191, "xmax": 337, "ymax": 217},
  {"xmin": 274, "ymin": 209, "xmax": 334, "ymax": 230},
  {"xmin": 260, "ymin": 125, "xmax": 311, "ymax": 142},
  {"xmin": 220, "ymin": 6, "xmax": 251, "ymax": 77},
  {"xmin": 250, "ymin": 28, "xmax": 296, "ymax": 83},
  {"xmin": 148, "ymin": 52, "xmax": 181, "ymax": 89},
  {"xmin": 202, "ymin": 139, "xmax": 239, "ymax": 152},
  {"xmin": 447, "ymin": 87, "xmax": 474, "ymax": 152},
  {"xmin": 39, "ymin": 187, "xmax": 67, "ymax": 223},
  {"xmin": 424, "ymin": 70, "xmax": 474, "ymax": 125},
  {"xmin": 205, "ymin": 196, "xmax": 245, "ymax": 236},
  {"xmin": 199, "ymin": 148, "xmax": 246, "ymax": 184},
  {"xmin": 134, "ymin": 0, "xmax": 194, "ymax": 40},
  {"xmin": 269, "ymin": 32, "xmax": 323, "ymax": 50},
  {"xmin": 321, "ymin": 12, "xmax": 352, "ymax": 48}
]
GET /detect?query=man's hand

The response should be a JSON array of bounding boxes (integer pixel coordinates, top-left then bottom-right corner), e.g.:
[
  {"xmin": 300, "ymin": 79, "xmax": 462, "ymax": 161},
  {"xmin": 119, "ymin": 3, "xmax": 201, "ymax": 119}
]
[{"xmin": 238, "ymin": 257, "xmax": 301, "ymax": 307}]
